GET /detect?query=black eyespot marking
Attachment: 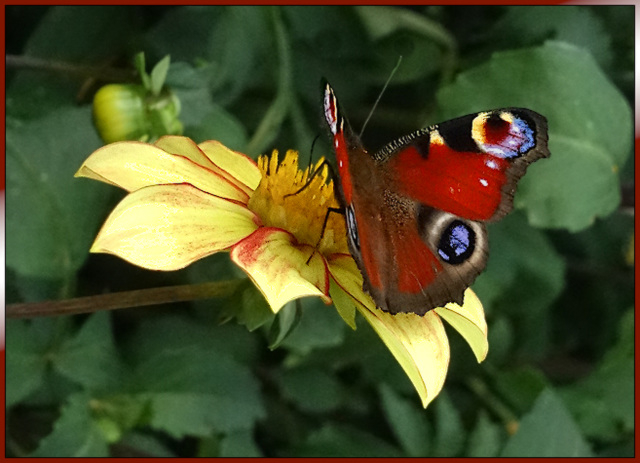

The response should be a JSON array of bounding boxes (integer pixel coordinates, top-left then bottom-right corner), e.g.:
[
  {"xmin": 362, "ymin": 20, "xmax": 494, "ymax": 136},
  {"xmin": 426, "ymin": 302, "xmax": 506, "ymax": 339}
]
[
  {"xmin": 437, "ymin": 220, "xmax": 475, "ymax": 265},
  {"xmin": 346, "ymin": 206, "xmax": 360, "ymax": 250}
]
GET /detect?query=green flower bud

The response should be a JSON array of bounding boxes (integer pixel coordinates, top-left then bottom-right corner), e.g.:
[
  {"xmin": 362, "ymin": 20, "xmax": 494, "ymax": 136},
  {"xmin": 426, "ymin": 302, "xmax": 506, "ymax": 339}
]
[
  {"xmin": 93, "ymin": 84, "xmax": 149, "ymax": 144},
  {"xmin": 93, "ymin": 83, "xmax": 183, "ymax": 144}
]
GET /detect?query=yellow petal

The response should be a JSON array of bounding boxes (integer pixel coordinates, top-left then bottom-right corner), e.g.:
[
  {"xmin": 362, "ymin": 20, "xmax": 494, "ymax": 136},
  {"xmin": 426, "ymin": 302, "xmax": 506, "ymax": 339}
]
[
  {"xmin": 91, "ymin": 184, "xmax": 258, "ymax": 270},
  {"xmin": 198, "ymin": 140, "xmax": 262, "ymax": 191},
  {"xmin": 76, "ymin": 141, "xmax": 249, "ymax": 203},
  {"xmin": 435, "ymin": 288, "xmax": 488, "ymax": 362},
  {"xmin": 328, "ymin": 253, "xmax": 450, "ymax": 407},
  {"xmin": 358, "ymin": 305, "xmax": 450, "ymax": 409},
  {"xmin": 154, "ymin": 135, "xmax": 219, "ymax": 169},
  {"xmin": 154, "ymin": 136, "xmax": 256, "ymax": 196},
  {"xmin": 231, "ymin": 228, "xmax": 331, "ymax": 313}
]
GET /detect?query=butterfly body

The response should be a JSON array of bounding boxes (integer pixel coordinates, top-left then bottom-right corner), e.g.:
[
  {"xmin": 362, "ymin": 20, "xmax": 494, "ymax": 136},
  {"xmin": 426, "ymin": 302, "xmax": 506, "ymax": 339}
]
[{"xmin": 323, "ymin": 81, "xmax": 549, "ymax": 315}]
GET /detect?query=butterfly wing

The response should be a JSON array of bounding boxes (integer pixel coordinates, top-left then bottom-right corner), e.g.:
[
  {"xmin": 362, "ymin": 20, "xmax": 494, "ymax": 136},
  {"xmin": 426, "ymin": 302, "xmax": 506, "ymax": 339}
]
[
  {"xmin": 323, "ymin": 81, "xmax": 549, "ymax": 314},
  {"xmin": 381, "ymin": 109, "xmax": 550, "ymax": 222},
  {"xmin": 349, "ymin": 196, "xmax": 489, "ymax": 315}
]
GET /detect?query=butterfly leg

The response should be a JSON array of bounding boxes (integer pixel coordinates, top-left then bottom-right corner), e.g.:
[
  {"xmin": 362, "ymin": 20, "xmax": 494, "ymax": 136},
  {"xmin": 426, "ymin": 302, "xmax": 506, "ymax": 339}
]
[{"xmin": 305, "ymin": 206, "xmax": 344, "ymax": 264}]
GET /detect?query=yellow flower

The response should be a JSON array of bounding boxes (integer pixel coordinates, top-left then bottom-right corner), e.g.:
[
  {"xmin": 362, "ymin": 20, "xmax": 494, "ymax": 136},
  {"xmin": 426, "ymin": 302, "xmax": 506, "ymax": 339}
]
[{"xmin": 76, "ymin": 136, "xmax": 488, "ymax": 408}]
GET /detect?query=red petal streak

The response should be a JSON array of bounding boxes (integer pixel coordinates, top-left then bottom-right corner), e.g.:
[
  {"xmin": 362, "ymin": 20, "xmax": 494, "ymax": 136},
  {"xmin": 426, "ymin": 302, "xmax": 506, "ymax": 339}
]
[
  {"xmin": 231, "ymin": 227, "xmax": 331, "ymax": 301},
  {"xmin": 391, "ymin": 145, "xmax": 509, "ymax": 221}
]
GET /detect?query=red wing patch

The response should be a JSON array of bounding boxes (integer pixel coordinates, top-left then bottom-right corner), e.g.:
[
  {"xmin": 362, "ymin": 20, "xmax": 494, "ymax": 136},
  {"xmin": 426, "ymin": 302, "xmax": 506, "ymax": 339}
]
[
  {"xmin": 392, "ymin": 220, "xmax": 443, "ymax": 293},
  {"xmin": 389, "ymin": 143, "xmax": 509, "ymax": 221},
  {"xmin": 355, "ymin": 205, "xmax": 442, "ymax": 295},
  {"xmin": 324, "ymin": 81, "xmax": 354, "ymax": 204}
]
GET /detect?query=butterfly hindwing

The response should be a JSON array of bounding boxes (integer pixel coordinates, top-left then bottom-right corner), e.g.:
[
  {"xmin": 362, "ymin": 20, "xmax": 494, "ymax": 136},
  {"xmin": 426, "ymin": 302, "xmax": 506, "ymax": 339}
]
[{"xmin": 348, "ymin": 197, "xmax": 488, "ymax": 315}]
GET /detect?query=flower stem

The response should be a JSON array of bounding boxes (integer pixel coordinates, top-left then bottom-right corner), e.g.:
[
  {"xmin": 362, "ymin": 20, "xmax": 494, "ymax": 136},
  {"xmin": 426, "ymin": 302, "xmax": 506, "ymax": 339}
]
[
  {"xmin": 6, "ymin": 280, "xmax": 244, "ymax": 319},
  {"xmin": 5, "ymin": 54, "xmax": 135, "ymax": 83},
  {"xmin": 245, "ymin": 6, "xmax": 293, "ymax": 155}
]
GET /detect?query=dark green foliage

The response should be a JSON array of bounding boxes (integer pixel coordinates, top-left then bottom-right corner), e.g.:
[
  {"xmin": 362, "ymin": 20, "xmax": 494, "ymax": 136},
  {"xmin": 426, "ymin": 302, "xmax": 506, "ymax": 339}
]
[{"xmin": 6, "ymin": 5, "xmax": 634, "ymax": 457}]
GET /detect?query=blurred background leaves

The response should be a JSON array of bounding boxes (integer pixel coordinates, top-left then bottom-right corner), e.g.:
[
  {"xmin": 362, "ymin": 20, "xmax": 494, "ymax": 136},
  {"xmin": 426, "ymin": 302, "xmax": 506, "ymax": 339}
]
[{"xmin": 6, "ymin": 5, "xmax": 634, "ymax": 457}]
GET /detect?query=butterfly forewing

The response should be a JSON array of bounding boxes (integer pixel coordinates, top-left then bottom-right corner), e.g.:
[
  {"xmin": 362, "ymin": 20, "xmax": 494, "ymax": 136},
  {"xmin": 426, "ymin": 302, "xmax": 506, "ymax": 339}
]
[{"xmin": 383, "ymin": 108, "xmax": 549, "ymax": 222}]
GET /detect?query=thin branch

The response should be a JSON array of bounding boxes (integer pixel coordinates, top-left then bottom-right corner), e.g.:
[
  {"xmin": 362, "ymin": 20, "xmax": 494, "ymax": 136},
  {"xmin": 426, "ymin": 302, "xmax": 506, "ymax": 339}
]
[
  {"xmin": 6, "ymin": 54, "xmax": 136, "ymax": 83},
  {"xmin": 7, "ymin": 280, "xmax": 244, "ymax": 319}
]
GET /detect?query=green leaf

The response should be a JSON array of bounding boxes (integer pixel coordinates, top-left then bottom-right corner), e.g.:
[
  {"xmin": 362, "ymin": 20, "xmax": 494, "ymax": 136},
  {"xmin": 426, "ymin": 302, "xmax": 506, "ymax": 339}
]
[
  {"xmin": 23, "ymin": 6, "xmax": 135, "ymax": 63},
  {"xmin": 493, "ymin": 367, "xmax": 550, "ymax": 415},
  {"xmin": 31, "ymin": 393, "xmax": 109, "ymax": 457},
  {"xmin": 215, "ymin": 282, "xmax": 275, "ymax": 332},
  {"xmin": 6, "ymin": 75, "xmax": 78, "ymax": 122},
  {"xmin": 437, "ymin": 41, "xmax": 632, "ymax": 232},
  {"xmin": 279, "ymin": 367, "xmax": 343, "ymax": 413},
  {"xmin": 185, "ymin": 105, "xmax": 249, "ymax": 151},
  {"xmin": 501, "ymin": 388, "xmax": 593, "ymax": 457},
  {"xmin": 208, "ymin": 6, "xmax": 271, "ymax": 104},
  {"xmin": 432, "ymin": 391, "xmax": 465, "ymax": 457},
  {"xmin": 283, "ymin": 6, "xmax": 371, "ymax": 103},
  {"xmin": 293, "ymin": 424, "xmax": 403, "ymax": 457},
  {"xmin": 328, "ymin": 280, "xmax": 357, "ymax": 329},
  {"xmin": 6, "ymin": 317, "xmax": 77, "ymax": 407},
  {"xmin": 6, "ymin": 320, "xmax": 48, "ymax": 407},
  {"xmin": 124, "ymin": 314, "xmax": 259, "ymax": 366},
  {"xmin": 54, "ymin": 312, "xmax": 122, "ymax": 392},
  {"xmin": 268, "ymin": 302, "xmax": 302, "ymax": 349},
  {"xmin": 475, "ymin": 212, "xmax": 565, "ymax": 357},
  {"xmin": 483, "ymin": 316, "xmax": 514, "ymax": 366},
  {"xmin": 134, "ymin": 52, "xmax": 150, "ymax": 89},
  {"xmin": 490, "ymin": 6, "xmax": 613, "ymax": 69},
  {"xmin": 219, "ymin": 429, "xmax": 263, "ymax": 457},
  {"xmin": 91, "ymin": 394, "xmax": 147, "ymax": 443},
  {"xmin": 240, "ymin": 284, "xmax": 277, "ymax": 331},
  {"xmin": 560, "ymin": 309, "xmax": 634, "ymax": 441},
  {"xmin": 128, "ymin": 345, "xmax": 264, "ymax": 438},
  {"xmin": 6, "ymin": 106, "xmax": 110, "ymax": 286},
  {"xmin": 149, "ymin": 55, "xmax": 171, "ymax": 96},
  {"xmin": 355, "ymin": 6, "xmax": 450, "ymax": 84},
  {"xmin": 145, "ymin": 6, "xmax": 223, "ymax": 63},
  {"xmin": 164, "ymin": 62, "xmax": 229, "ymax": 145},
  {"xmin": 117, "ymin": 432, "xmax": 176, "ymax": 457},
  {"xmin": 467, "ymin": 411, "xmax": 503, "ymax": 457},
  {"xmin": 245, "ymin": 7, "xmax": 292, "ymax": 156},
  {"xmin": 379, "ymin": 383, "xmax": 430, "ymax": 456},
  {"xmin": 280, "ymin": 297, "xmax": 346, "ymax": 354}
]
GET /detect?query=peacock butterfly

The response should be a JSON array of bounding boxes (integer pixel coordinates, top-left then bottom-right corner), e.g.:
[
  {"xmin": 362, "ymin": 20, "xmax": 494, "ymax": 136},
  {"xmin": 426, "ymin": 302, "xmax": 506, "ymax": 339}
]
[{"xmin": 323, "ymin": 81, "xmax": 550, "ymax": 315}]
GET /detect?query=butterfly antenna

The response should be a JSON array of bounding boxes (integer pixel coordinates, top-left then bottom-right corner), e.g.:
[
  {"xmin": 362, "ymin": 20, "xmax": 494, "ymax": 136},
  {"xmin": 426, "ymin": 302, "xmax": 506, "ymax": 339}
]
[
  {"xmin": 359, "ymin": 55, "xmax": 403, "ymax": 138},
  {"xmin": 308, "ymin": 133, "xmax": 321, "ymax": 169}
]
